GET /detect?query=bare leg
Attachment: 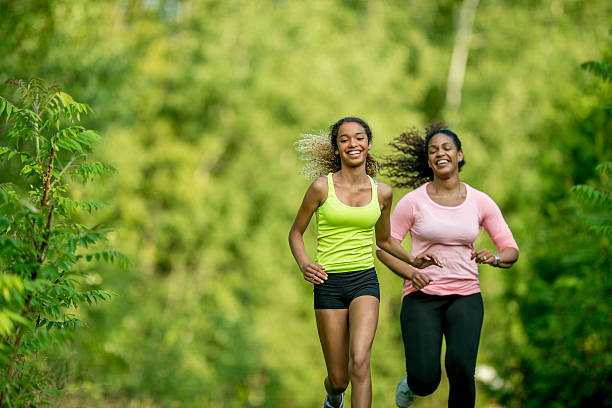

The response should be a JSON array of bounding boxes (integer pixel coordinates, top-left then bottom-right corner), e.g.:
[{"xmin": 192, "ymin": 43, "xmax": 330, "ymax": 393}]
[
  {"xmin": 348, "ymin": 295, "xmax": 380, "ymax": 408},
  {"xmin": 316, "ymin": 308, "xmax": 350, "ymax": 406}
]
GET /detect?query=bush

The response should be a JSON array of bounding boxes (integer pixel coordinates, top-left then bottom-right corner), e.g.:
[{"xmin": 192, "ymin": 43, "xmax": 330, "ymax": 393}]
[{"xmin": 0, "ymin": 79, "xmax": 121, "ymax": 407}]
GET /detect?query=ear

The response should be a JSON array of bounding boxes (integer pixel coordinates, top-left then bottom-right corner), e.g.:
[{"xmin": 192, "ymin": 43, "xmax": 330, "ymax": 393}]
[{"xmin": 458, "ymin": 150, "xmax": 464, "ymax": 163}]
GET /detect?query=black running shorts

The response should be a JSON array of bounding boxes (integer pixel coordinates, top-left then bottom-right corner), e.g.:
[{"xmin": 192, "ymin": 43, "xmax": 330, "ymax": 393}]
[{"xmin": 313, "ymin": 267, "xmax": 380, "ymax": 309}]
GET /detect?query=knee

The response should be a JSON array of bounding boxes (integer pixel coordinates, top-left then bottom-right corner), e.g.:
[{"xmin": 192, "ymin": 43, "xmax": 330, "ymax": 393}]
[
  {"xmin": 349, "ymin": 353, "xmax": 371, "ymax": 382},
  {"xmin": 446, "ymin": 356, "xmax": 476, "ymax": 386},
  {"xmin": 446, "ymin": 365, "xmax": 474, "ymax": 386},
  {"xmin": 408, "ymin": 373, "xmax": 441, "ymax": 396},
  {"xmin": 327, "ymin": 373, "xmax": 349, "ymax": 393}
]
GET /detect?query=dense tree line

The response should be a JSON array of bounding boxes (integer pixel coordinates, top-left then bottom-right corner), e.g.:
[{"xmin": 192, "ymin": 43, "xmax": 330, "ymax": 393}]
[{"xmin": 1, "ymin": 1, "xmax": 609, "ymax": 406}]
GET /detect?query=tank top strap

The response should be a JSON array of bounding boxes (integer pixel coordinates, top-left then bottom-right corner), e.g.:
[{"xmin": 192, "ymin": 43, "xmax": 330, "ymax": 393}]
[
  {"xmin": 368, "ymin": 176, "xmax": 378, "ymax": 204},
  {"xmin": 327, "ymin": 173, "xmax": 336, "ymax": 197}
]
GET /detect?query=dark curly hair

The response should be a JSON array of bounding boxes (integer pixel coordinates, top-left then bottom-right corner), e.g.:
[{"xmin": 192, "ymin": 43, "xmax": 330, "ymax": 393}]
[
  {"xmin": 329, "ymin": 117, "xmax": 378, "ymax": 177},
  {"xmin": 381, "ymin": 121, "xmax": 465, "ymax": 188}
]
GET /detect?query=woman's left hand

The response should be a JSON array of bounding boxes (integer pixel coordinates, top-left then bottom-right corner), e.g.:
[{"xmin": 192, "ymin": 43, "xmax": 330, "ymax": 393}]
[
  {"xmin": 411, "ymin": 252, "xmax": 442, "ymax": 269},
  {"xmin": 471, "ymin": 249, "xmax": 495, "ymax": 265}
]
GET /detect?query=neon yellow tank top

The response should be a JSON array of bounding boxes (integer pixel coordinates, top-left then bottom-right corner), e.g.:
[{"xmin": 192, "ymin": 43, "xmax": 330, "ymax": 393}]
[{"xmin": 315, "ymin": 173, "xmax": 381, "ymax": 273}]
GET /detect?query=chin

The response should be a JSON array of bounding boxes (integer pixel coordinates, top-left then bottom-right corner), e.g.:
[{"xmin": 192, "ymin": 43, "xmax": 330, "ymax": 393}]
[
  {"xmin": 433, "ymin": 165, "xmax": 453, "ymax": 173},
  {"xmin": 434, "ymin": 171, "xmax": 456, "ymax": 179},
  {"xmin": 343, "ymin": 159, "xmax": 366, "ymax": 168}
]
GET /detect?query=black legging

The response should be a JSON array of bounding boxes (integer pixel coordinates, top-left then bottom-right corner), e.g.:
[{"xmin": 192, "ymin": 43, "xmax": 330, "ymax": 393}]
[{"xmin": 400, "ymin": 291, "xmax": 484, "ymax": 408}]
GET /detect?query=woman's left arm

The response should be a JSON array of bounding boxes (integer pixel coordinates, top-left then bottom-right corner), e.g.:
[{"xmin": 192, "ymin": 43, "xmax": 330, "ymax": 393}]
[
  {"xmin": 471, "ymin": 193, "xmax": 519, "ymax": 268},
  {"xmin": 375, "ymin": 183, "xmax": 441, "ymax": 269},
  {"xmin": 471, "ymin": 246, "xmax": 519, "ymax": 268}
]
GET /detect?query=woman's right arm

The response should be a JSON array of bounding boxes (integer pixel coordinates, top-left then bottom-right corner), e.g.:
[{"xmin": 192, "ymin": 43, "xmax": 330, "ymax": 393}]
[
  {"xmin": 288, "ymin": 177, "xmax": 328, "ymax": 284},
  {"xmin": 376, "ymin": 247, "xmax": 432, "ymax": 290},
  {"xmin": 375, "ymin": 186, "xmax": 433, "ymax": 290}
]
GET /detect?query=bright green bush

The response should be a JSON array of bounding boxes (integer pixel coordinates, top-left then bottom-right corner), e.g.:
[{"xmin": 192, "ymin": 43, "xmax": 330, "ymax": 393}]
[
  {"xmin": 496, "ymin": 54, "xmax": 612, "ymax": 408},
  {"xmin": 0, "ymin": 79, "xmax": 120, "ymax": 407}
]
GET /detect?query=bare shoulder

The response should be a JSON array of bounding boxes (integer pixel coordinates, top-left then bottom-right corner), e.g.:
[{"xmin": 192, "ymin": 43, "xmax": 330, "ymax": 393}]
[
  {"xmin": 376, "ymin": 181, "xmax": 393, "ymax": 200},
  {"xmin": 377, "ymin": 182, "xmax": 393, "ymax": 198},
  {"xmin": 310, "ymin": 176, "xmax": 328, "ymax": 193},
  {"xmin": 312, "ymin": 175, "xmax": 328, "ymax": 188},
  {"xmin": 307, "ymin": 176, "xmax": 329, "ymax": 202}
]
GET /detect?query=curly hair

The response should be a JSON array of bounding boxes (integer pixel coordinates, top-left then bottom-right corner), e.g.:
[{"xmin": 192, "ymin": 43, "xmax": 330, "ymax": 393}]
[
  {"xmin": 295, "ymin": 117, "xmax": 378, "ymax": 179},
  {"xmin": 381, "ymin": 121, "xmax": 465, "ymax": 189}
]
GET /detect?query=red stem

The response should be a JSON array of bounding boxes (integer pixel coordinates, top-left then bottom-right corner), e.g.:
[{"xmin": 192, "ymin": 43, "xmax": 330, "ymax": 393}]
[{"xmin": 40, "ymin": 147, "xmax": 55, "ymax": 208}]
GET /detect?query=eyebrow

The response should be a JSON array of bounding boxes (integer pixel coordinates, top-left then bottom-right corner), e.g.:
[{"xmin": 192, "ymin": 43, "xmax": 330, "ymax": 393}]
[
  {"xmin": 429, "ymin": 142, "xmax": 453, "ymax": 148},
  {"xmin": 339, "ymin": 131, "xmax": 366, "ymax": 137}
]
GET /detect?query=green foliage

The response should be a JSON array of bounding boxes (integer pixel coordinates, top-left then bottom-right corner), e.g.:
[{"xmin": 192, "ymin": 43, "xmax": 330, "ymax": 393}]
[
  {"xmin": 507, "ymin": 164, "xmax": 612, "ymax": 407},
  {"xmin": 569, "ymin": 163, "xmax": 612, "ymax": 237},
  {"xmin": 0, "ymin": 79, "xmax": 119, "ymax": 407},
  {"xmin": 0, "ymin": 1, "xmax": 610, "ymax": 407},
  {"xmin": 581, "ymin": 61, "xmax": 612, "ymax": 82},
  {"xmin": 493, "ymin": 46, "xmax": 612, "ymax": 406}
]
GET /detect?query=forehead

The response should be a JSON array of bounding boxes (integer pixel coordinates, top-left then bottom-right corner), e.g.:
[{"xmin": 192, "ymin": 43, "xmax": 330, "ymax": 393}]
[
  {"xmin": 338, "ymin": 121, "xmax": 366, "ymax": 136},
  {"xmin": 428, "ymin": 133, "xmax": 455, "ymax": 147}
]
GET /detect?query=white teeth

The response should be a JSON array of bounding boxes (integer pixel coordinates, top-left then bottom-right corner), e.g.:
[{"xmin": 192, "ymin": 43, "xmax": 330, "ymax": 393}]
[{"xmin": 437, "ymin": 159, "xmax": 448, "ymax": 165}]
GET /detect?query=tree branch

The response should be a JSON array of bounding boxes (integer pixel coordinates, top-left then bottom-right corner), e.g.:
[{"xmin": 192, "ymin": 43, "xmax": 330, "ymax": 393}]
[
  {"xmin": 445, "ymin": 0, "xmax": 480, "ymax": 110},
  {"xmin": 40, "ymin": 147, "xmax": 55, "ymax": 209}
]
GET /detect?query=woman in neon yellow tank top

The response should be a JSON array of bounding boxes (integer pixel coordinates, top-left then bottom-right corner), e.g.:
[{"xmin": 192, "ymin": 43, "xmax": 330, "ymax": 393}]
[{"xmin": 289, "ymin": 117, "xmax": 441, "ymax": 408}]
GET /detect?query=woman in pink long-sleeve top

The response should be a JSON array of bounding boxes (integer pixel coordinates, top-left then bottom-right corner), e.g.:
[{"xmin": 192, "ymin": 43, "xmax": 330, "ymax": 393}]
[{"xmin": 376, "ymin": 122, "xmax": 519, "ymax": 408}]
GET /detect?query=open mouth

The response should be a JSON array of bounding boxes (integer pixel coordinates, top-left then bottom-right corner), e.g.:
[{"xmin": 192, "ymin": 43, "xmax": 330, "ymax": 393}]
[
  {"xmin": 347, "ymin": 150, "xmax": 362, "ymax": 158},
  {"xmin": 436, "ymin": 159, "xmax": 449, "ymax": 166}
]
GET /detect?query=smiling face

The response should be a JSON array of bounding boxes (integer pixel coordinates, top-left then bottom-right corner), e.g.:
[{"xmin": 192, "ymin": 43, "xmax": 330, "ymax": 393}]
[
  {"xmin": 427, "ymin": 133, "xmax": 464, "ymax": 178},
  {"xmin": 334, "ymin": 121, "xmax": 372, "ymax": 168}
]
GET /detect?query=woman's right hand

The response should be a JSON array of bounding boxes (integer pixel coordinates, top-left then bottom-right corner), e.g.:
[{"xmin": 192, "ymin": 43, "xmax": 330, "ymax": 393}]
[
  {"xmin": 300, "ymin": 262, "xmax": 328, "ymax": 284},
  {"xmin": 410, "ymin": 271, "xmax": 432, "ymax": 290}
]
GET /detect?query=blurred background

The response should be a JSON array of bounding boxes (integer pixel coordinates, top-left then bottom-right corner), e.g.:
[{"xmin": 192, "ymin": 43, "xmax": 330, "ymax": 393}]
[{"xmin": 1, "ymin": 0, "xmax": 610, "ymax": 407}]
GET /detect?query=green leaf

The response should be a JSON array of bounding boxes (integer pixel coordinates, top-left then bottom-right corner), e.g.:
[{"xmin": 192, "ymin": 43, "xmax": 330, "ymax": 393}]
[
  {"xmin": 0, "ymin": 310, "xmax": 28, "ymax": 336},
  {"xmin": 596, "ymin": 162, "xmax": 612, "ymax": 177},
  {"xmin": 5, "ymin": 100, "xmax": 12, "ymax": 120},
  {"xmin": 581, "ymin": 61, "xmax": 612, "ymax": 82},
  {"xmin": 57, "ymin": 91, "xmax": 75, "ymax": 106}
]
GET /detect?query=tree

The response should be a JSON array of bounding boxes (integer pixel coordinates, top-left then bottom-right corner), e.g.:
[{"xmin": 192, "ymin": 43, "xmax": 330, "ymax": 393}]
[
  {"xmin": 497, "ymin": 50, "xmax": 612, "ymax": 408},
  {"xmin": 0, "ymin": 78, "xmax": 119, "ymax": 406}
]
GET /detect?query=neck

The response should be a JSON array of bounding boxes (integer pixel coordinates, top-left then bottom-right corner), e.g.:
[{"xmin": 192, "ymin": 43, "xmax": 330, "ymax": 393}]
[
  {"xmin": 337, "ymin": 164, "xmax": 368, "ymax": 184},
  {"xmin": 431, "ymin": 174, "xmax": 461, "ymax": 193}
]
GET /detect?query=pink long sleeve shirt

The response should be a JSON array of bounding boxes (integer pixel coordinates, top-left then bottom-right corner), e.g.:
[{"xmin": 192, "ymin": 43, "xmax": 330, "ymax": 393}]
[{"xmin": 391, "ymin": 182, "xmax": 518, "ymax": 298}]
